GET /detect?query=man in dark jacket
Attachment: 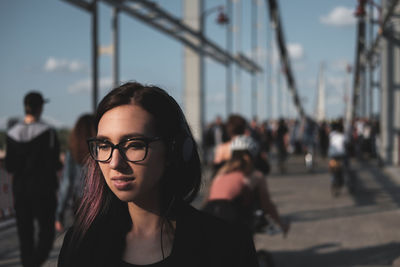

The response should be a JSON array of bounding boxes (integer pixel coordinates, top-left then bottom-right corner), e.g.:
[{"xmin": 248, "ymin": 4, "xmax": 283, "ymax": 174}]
[{"xmin": 5, "ymin": 91, "xmax": 62, "ymax": 267}]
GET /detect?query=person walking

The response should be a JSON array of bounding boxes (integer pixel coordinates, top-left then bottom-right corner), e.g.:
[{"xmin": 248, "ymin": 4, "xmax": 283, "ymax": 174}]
[
  {"xmin": 58, "ymin": 82, "xmax": 258, "ymax": 267},
  {"xmin": 275, "ymin": 118, "xmax": 289, "ymax": 173},
  {"xmin": 55, "ymin": 114, "xmax": 96, "ymax": 232},
  {"xmin": 5, "ymin": 91, "xmax": 62, "ymax": 267}
]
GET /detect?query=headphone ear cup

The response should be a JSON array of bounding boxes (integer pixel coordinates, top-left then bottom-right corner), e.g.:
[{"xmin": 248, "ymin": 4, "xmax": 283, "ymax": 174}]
[
  {"xmin": 171, "ymin": 134, "xmax": 194, "ymax": 163},
  {"xmin": 182, "ymin": 136, "xmax": 194, "ymax": 163}
]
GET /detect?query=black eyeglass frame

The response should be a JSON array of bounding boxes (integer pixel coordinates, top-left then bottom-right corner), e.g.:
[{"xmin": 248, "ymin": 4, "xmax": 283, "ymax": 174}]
[{"xmin": 87, "ymin": 136, "xmax": 162, "ymax": 163}]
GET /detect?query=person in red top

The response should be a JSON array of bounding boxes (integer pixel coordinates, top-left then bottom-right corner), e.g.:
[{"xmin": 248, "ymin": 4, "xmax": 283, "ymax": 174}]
[{"xmin": 204, "ymin": 135, "xmax": 289, "ymax": 235}]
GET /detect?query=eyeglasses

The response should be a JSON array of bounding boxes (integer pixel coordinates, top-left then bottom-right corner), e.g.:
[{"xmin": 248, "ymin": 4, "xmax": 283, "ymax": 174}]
[{"xmin": 87, "ymin": 136, "xmax": 161, "ymax": 163}]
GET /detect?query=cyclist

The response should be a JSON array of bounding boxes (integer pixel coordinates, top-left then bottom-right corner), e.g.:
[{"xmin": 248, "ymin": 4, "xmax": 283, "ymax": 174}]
[
  {"xmin": 204, "ymin": 135, "xmax": 289, "ymax": 235},
  {"xmin": 328, "ymin": 120, "xmax": 350, "ymax": 195}
]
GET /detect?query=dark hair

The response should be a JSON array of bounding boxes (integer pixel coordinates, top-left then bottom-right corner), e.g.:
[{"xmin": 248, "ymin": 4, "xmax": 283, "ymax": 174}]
[
  {"xmin": 69, "ymin": 114, "xmax": 96, "ymax": 165},
  {"xmin": 226, "ymin": 114, "xmax": 247, "ymax": 139},
  {"xmin": 331, "ymin": 120, "xmax": 344, "ymax": 133},
  {"xmin": 70, "ymin": 82, "xmax": 201, "ymax": 253},
  {"xmin": 218, "ymin": 150, "xmax": 253, "ymax": 176},
  {"xmin": 24, "ymin": 91, "xmax": 46, "ymax": 115}
]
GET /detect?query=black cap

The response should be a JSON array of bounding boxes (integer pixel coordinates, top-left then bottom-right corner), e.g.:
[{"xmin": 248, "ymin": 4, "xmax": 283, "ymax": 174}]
[{"xmin": 24, "ymin": 91, "xmax": 49, "ymax": 108}]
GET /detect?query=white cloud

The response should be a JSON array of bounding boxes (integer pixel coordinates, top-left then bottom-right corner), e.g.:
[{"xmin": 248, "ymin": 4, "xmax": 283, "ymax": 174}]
[
  {"xmin": 44, "ymin": 57, "xmax": 88, "ymax": 73},
  {"xmin": 287, "ymin": 43, "xmax": 304, "ymax": 60},
  {"xmin": 67, "ymin": 77, "xmax": 113, "ymax": 94},
  {"xmin": 320, "ymin": 6, "xmax": 356, "ymax": 27}
]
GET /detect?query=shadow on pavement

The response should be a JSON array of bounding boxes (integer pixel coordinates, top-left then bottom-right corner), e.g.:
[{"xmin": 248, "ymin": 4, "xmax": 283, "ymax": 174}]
[
  {"xmin": 286, "ymin": 158, "xmax": 400, "ymax": 223},
  {"xmin": 271, "ymin": 241, "xmax": 400, "ymax": 267},
  {"xmin": 350, "ymin": 160, "xmax": 400, "ymax": 208}
]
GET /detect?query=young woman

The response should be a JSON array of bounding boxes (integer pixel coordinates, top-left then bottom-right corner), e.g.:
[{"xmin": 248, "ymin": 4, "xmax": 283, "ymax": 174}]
[
  {"xmin": 55, "ymin": 114, "xmax": 96, "ymax": 232},
  {"xmin": 58, "ymin": 82, "xmax": 258, "ymax": 267},
  {"xmin": 204, "ymin": 135, "xmax": 289, "ymax": 235}
]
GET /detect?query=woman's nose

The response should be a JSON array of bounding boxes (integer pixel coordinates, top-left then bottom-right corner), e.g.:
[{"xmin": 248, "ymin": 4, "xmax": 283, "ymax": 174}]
[{"xmin": 109, "ymin": 148, "xmax": 125, "ymax": 169}]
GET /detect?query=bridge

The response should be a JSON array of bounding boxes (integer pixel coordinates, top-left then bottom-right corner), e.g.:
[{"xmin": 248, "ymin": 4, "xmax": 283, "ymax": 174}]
[
  {"xmin": 1, "ymin": 0, "xmax": 400, "ymax": 266},
  {"xmin": 56, "ymin": 0, "xmax": 400, "ymax": 166}
]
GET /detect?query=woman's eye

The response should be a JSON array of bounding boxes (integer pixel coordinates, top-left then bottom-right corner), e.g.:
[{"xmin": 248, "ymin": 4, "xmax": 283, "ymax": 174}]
[
  {"xmin": 126, "ymin": 141, "xmax": 146, "ymax": 150},
  {"xmin": 98, "ymin": 144, "xmax": 110, "ymax": 151}
]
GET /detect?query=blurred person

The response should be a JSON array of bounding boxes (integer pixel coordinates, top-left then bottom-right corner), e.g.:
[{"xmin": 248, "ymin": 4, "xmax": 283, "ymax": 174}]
[
  {"xmin": 302, "ymin": 116, "xmax": 318, "ymax": 155},
  {"xmin": 302, "ymin": 117, "xmax": 318, "ymax": 171},
  {"xmin": 354, "ymin": 118, "xmax": 365, "ymax": 159},
  {"xmin": 361, "ymin": 120, "xmax": 372, "ymax": 157},
  {"xmin": 213, "ymin": 114, "xmax": 247, "ymax": 176},
  {"xmin": 275, "ymin": 118, "xmax": 289, "ymax": 173},
  {"xmin": 370, "ymin": 119, "xmax": 380, "ymax": 160},
  {"xmin": 318, "ymin": 121, "xmax": 329, "ymax": 158},
  {"xmin": 259, "ymin": 121, "xmax": 273, "ymax": 155},
  {"xmin": 204, "ymin": 135, "xmax": 289, "ymax": 235},
  {"xmin": 256, "ymin": 121, "xmax": 273, "ymax": 176},
  {"xmin": 55, "ymin": 114, "xmax": 96, "ymax": 232},
  {"xmin": 289, "ymin": 119, "xmax": 302, "ymax": 155},
  {"xmin": 5, "ymin": 91, "xmax": 62, "ymax": 267},
  {"xmin": 248, "ymin": 116, "xmax": 261, "ymax": 143},
  {"xmin": 203, "ymin": 115, "xmax": 227, "ymax": 166},
  {"xmin": 58, "ymin": 82, "xmax": 258, "ymax": 267},
  {"xmin": 328, "ymin": 120, "xmax": 350, "ymax": 196}
]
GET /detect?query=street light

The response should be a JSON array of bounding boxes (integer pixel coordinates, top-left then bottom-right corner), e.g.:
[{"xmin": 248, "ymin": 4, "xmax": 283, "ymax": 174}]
[{"xmin": 200, "ymin": 5, "xmax": 229, "ymax": 122}]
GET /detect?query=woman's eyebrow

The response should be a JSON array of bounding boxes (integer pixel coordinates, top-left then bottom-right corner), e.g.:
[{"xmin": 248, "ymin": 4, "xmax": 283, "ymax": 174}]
[
  {"xmin": 120, "ymin": 133, "xmax": 147, "ymax": 140},
  {"xmin": 95, "ymin": 133, "xmax": 147, "ymax": 141},
  {"xmin": 94, "ymin": 135, "xmax": 109, "ymax": 140}
]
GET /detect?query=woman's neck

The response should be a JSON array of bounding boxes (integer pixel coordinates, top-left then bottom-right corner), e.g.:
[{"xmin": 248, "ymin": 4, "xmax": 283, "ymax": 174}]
[
  {"xmin": 123, "ymin": 201, "xmax": 176, "ymax": 265},
  {"xmin": 127, "ymin": 202, "xmax": 162, "ymax": 236}
]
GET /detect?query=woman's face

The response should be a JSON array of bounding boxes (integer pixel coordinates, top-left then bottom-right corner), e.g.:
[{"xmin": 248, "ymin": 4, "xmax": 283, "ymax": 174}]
[{"xmin": 97, "ymin": 104, "xmax": 166, "ymax": 204}]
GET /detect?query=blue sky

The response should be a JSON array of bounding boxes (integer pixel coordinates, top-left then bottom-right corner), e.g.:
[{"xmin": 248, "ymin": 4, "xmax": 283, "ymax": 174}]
[{"xmin": 0, "ymin": 0, "xmax": 361, "ymax": 129}]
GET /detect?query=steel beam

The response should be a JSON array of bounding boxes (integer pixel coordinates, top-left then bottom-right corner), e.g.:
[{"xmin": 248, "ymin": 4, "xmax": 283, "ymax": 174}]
[
  {"xmin": 61, "ymin": 0, "xmax": 92, "ymax": 11},
  {"xmin": 265, "ymin": 0, "xmax": 305, "ymax": 118},
  {"xmin": 62, "ymin": 0, "xmax": 262, "ymax": 73},
  {"xmin": 101, "ymin": 0, "xmax": 262, "ymax": 73},
  {"xmin": 367, "ymin": 0, "xmax": 400, "ymax": 60}
]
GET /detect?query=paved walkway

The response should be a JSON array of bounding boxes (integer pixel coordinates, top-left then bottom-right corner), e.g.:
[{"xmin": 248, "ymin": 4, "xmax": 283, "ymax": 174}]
[
  {"xmin": 0, "ymin": 155, "xmax": 399, "ymax": 267},
  {"xmin": 255, "ymin": 155, "xmax": 400, "ymax": 267}
]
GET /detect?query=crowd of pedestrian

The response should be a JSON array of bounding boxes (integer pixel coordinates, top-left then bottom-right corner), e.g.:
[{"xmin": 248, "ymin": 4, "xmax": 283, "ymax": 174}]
[{"xmin": 203, "ymin": 115, "xmax": 380, "ymax": 173}]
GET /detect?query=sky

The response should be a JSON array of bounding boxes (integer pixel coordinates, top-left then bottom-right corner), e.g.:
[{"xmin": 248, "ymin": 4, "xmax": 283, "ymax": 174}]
[{"xmin": 0, "ymin": 0, "xmax": 363, "ymax": 130}]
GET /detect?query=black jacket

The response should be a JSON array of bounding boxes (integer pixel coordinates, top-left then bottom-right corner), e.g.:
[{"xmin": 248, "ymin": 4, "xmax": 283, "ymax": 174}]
[
  {"xmin": 5, "ymin": 120, "xmax": 61, "ymax": 197},
  {"xmin": 58, "ymin": 203, "xmax": 259, "ymax": 267}
]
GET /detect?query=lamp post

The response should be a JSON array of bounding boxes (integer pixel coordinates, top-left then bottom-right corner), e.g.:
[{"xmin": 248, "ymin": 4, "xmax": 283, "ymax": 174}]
[
  {"xmin": 91, "ymin": 0, "xmax": 98, "ymax": 113},
  {"xmin": 200, "ymin": 5, "xmax": 229, "ymax": 121}
]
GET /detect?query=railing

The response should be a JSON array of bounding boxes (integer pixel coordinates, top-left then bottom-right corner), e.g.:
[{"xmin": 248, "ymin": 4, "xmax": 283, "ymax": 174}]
[{"xmin": 0, "ymin": 159, "xmax": 14, "ymax": 220}]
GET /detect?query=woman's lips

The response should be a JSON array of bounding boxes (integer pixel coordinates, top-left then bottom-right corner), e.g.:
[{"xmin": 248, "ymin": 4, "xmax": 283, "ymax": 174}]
[{"xmin": 111, "ymin": 177, "xmax": 135, "ymax": 190}]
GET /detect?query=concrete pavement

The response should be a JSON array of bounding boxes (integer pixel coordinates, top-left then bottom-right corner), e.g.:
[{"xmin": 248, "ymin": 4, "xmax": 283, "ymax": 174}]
[{"xmin": 255, "ymin": 155, "xmax": 400, "ymax": 267}]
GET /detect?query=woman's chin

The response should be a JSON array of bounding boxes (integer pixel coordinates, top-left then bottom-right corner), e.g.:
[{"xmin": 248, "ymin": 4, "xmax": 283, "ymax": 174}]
[{"xmin": 112, "ymin": 190, "xmax": 138, "ymax": 202}]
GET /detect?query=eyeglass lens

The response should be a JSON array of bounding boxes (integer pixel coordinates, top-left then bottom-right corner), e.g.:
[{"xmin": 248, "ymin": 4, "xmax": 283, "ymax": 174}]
[{"xmin": 89, "ymin": 139, "xmax": 147, "ymax": 162}]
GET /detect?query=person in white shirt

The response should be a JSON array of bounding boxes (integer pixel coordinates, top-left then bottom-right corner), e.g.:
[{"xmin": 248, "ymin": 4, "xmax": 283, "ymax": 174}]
[{"xmin": 328, "ymin": 120, "xmax": 351, "ymax": 195}]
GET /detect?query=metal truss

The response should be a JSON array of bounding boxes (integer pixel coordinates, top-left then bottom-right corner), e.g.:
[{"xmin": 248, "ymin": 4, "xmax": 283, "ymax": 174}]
[
  {"xmin": 353, "ymin": 0, "xmax": 400, "ymax": 119},
  {"xmin": 367, "ymin": 0, "xmax": 400, "ymax": 62},
  {"xmin": 62, "ymin": 0, "xmax": 262, "ymax": 74},
  {"xmin": 265, "ymin": 0, "xmax": 305, "ymax": 118}
]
